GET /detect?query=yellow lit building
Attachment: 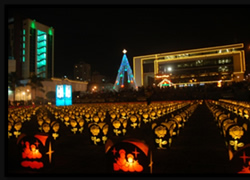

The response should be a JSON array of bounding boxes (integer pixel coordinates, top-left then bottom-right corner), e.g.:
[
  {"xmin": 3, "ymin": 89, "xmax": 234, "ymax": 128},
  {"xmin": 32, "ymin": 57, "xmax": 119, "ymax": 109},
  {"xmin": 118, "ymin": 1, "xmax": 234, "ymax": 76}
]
[
  {"xmin": 12, "ymin": 77, "xmax": 88, "ymax": 102},
  {"xmin": 133, "ymin": 43, "xmax": 246, "ymax": 87}
]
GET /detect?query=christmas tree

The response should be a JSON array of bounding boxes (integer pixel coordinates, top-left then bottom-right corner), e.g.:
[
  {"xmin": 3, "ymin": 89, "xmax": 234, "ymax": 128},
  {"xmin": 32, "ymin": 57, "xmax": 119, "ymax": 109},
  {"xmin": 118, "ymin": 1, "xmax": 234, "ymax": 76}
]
[{"xmin": 113, "ymin": 49, "xmax": 138, "ymax": 91}]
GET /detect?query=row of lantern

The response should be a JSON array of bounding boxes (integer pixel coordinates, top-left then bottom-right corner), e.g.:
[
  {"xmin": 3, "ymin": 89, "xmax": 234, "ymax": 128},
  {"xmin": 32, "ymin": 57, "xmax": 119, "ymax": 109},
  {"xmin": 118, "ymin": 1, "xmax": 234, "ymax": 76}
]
[
  {"xmin": 206, "ymin": 100, "xmax": 249, "ymax": 158},
  {"xmin": 151, "ymin": 101, "xmax": 199, "ymax": 149},
  {"xmin": 8, "ymin": 106, "xmax": 40, "ymax": 139},
  {"xmin": 38, "ymin": 101, "xmax": 194, "ymax": 145},
  {"xmin": 217, "ymin": 99, "xmax": 250, "ymax": 120}
]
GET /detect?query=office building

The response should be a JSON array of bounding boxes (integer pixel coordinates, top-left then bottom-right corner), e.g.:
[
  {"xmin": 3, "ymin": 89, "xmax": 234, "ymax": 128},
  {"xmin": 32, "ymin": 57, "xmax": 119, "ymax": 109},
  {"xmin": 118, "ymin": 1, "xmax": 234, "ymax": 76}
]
[
  {"xmin": 8, "ymin": 17, "xmax": 54, "ymax": 79},
  {"xmin": 133, "ymin": 43, "xmax": 246, "ymax": 87},
  {"xmin": 73, "ymin": 61, "xmax": 91, "ymax": 82}
]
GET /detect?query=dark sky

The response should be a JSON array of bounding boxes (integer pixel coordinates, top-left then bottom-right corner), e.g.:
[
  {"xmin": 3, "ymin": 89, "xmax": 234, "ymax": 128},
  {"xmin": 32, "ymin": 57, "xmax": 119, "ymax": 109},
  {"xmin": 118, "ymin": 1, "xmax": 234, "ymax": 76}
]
[{"xmin": 7, "ymin": 5, "xmax": 250, "ymax": 81}]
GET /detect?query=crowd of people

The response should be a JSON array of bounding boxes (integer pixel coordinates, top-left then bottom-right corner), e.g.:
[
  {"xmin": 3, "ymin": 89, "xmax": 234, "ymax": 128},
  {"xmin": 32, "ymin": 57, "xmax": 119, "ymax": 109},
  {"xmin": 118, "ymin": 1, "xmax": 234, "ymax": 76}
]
[
  {"xmin": 8, "ymin": 81, "xmax": 250, "ymax": 107},
  {"xmin": 75, "ymin": 81, "xmax": 250, "ymax": 104}
]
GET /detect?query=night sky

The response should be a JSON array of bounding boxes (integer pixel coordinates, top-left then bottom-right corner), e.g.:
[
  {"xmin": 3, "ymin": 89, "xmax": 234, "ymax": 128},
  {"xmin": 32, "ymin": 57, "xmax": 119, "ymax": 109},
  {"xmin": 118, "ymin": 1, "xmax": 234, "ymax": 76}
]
[{"xmin": 7, "ymin": 5, "xmax": 250, "ymax": 82}]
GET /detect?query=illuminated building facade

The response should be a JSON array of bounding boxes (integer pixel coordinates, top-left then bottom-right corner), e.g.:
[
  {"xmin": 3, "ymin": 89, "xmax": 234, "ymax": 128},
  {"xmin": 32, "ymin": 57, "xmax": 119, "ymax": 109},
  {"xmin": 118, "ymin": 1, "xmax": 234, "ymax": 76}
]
[
  {"xmin": 133, "ymin": 43, "xmax": 246, "ymax": 87},
  {"xmin": 13, "ymin": 77, "xmax": 88, "ymax": 102},
  {"xmin": 8, "ymin": 18, "xmax": 54, "ymax": 79}
]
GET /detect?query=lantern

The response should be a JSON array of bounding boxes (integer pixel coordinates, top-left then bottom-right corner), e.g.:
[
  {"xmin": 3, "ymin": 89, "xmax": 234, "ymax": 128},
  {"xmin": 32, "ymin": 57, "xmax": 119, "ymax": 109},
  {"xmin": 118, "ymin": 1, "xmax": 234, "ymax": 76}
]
[
  {"xmin": 112, "ymin": 119, "xmax": 122, "ymax": 136},
  {"xmin": 70, "ymin": 119, "xmax": 78, "ymax": 134},
  {"xmin": 37, "ymin": 118, "xmax": 44, "ymax": 132},
  {"xmin": 85, "ymin": 113, "xmax": 91, "ymax": 122},
  {"xmin": 8, "ymin": 121, "xmax": 13, "ymax": 139},
  {"xmin": 41, "ymin": 123, "xmax": 50, "ymax": 134},
  {"xmin": 64, "ymin": 115, "xmax": 70, "ymax": 126},
  {"xmin": 13, "ymin": 121, "xmax": 22, "ymax": 138},
  {"xmin": 150, "ymin": 111, "xmax": 157, "ymax": 121},
  {"xmin": 77, "ymin": 117, "xmax": 85, "ymax": 133},
  {"xmin": 105, "ymin": 139, "xmax": 152, "ymax": 173},
  {"xmin": 152, "ymin": 123, "xmax": 168, "ymax": 149},
  {"xmin": 228, "ymin": 125, "xmax": 245, "ymax": 151},
  {"xmin": 51, "ymin": 121, "xmax": 60, "ymax": 140},
  {"xmin": 99, "ymin": 122, "xmax": 109, "ymax": 144},
  {"xmin": 17, "ymin": 133, "xmax": 54, "ymax": 170},
  {"xmin": 88, "ymin": 123, "xmax": 101, "ymax": 145},
  {"xmin": 129, "ymin": 115, "xmax": 138, "ymax": 129},
  {"xmin": 142, "ymin": 112, "xmax": 149, "ymax": 124},
  {"xmin": 93, "ymin": 116, "xmax": 99, "ymax": 123}
]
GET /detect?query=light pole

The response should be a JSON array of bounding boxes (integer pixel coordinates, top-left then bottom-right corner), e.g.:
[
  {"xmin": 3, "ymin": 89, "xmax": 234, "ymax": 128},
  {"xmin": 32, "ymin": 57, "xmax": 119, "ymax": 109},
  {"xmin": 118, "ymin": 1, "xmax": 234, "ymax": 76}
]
[{"xmin": 22, "ymin": 92, "xmax": 25, "ymax": 104}]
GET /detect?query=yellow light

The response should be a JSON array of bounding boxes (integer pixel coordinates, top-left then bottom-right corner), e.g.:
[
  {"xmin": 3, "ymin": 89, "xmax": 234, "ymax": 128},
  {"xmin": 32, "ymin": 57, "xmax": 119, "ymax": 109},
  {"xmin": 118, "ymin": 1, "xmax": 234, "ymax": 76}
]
[
  {"xmin": 123, "ymin": 49, "xmax": 127, "ymax": 54},
  {"xmin": 128, "ymin": 157, "xmax": 133, "ymax": 163}
]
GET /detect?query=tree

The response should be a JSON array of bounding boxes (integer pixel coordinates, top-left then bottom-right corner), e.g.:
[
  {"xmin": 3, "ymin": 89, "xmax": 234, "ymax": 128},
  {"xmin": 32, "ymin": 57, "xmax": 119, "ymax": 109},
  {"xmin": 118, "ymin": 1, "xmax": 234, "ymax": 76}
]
[
  {"xmin": 8, "ymin": 72, "xmax": 22, "ymax": 102},
  {"xmin": 27, "ymin": 73, "xmax": 45, "ymax": 101}
]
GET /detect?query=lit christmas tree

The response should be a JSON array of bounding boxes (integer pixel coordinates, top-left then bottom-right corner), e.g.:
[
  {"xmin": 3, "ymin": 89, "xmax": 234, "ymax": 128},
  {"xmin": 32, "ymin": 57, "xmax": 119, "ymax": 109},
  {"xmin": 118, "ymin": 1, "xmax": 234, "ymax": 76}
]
[{"xmin": 113, "ymin": 49, "xmax": 138, "ymax": 91}]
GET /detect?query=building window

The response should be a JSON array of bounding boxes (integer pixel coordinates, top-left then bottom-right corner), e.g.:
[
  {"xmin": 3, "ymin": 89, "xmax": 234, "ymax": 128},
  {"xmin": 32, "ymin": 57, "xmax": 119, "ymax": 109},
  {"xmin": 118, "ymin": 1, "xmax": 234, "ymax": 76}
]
[{"xmin": 37, "ymin": 30, "xmax": 47, "ymax": 78}]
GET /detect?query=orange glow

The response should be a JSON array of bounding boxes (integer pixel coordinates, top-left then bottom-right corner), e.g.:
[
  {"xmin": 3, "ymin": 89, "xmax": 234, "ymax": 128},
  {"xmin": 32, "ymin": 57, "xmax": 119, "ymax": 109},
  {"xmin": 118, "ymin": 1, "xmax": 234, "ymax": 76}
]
[
  {"xmin": 113, "ymin": 149, "xmax": 143, "ymax": 172},
  {"xmin": 21, "ymin": 160, "xmax": 44, "ymax": 169},
  {"xmin": 121, "ymin": 85, "xmax": 124, "ymax": 88},
  {"xmin": 22, "ymin": 142, "xmax": 42, "ymax": 159}
]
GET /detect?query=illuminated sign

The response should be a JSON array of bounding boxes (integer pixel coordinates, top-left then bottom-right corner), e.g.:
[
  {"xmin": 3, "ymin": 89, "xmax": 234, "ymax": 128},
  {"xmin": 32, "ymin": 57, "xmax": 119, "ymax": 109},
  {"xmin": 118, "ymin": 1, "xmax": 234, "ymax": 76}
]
[{"xmin": 56, "ymin": 85, "xmax": 72, "ymax": 106}]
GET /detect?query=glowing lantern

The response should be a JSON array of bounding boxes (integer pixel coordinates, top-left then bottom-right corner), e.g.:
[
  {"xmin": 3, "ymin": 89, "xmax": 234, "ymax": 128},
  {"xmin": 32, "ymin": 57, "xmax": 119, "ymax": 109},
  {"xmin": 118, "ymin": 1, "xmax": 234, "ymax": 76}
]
[
  {"xmin": 152, "ymin": 123, "xmax": 168, "ymax": 149},
  {"xmin": 150, "ymin": 111, "xmax": 157, "ymax": 121},
  {"xmin": 42, "ymin": 123, "xmax": 50, "ymax": 134},
  {"xmin": 93, "ymin": 116, "xmax": 99, "ymax": 123},
  {"xmin": 60, "ymin": 113, "xmax": 65, "ymax": 121},
  {"xmin": 121, "ymin": 111, "xmax": 127, "ymax": 119},
  {"xmin": 77, "ymin": 118, "xmax": 85, "ymax": 133},
  {"xmin": 8, "ymin": 122, "xmax": 13, "ymax": 139},
  {"xmin": 26, "ymin": 113, "xmax": 31, "ymax": 121},
  {"xmin": 228, "ymin": 125, "xmax": 245, "ymax": 151},
  {"xmin": 13, "ymin": 121, "xmax": 22, "ymax": 138},
  {"xmin": 64, "ymin": 115, "xmax": 70, "ymax": 127},
  {"xmin": 105, "ymin": 139, "xmax": 151, "ymax": 173},
  {"xmin": 85, "ymin": 113, "xmax": 91, "ymax": 122},
  {"xmin": 99, "ymin": 122, "xmax": 109, "ymax": 144},
  {"xmin": 70, "ymin": 119, "xmax": 78, "ymax": 134},
  {"xmin": 112, "ymin": 119, "xmax": 122, "ymax": 136},
  {"xmin": 129, "ymin": 115, "xmax": 139, "ymax": 129},
  {"xmin": 88, "ymin": 123, "xmax": 101, "ymax": 145},
  {"xmin": 37, "ymin": 118, "xmax": 44, "ymax": 132},
  {"xmin": 17, "ymin": 133, "xmax": 54, "ymax": 170},
  {"xmin": 51, "ymin": 121, "xmax": 60, "ymax": 140}
]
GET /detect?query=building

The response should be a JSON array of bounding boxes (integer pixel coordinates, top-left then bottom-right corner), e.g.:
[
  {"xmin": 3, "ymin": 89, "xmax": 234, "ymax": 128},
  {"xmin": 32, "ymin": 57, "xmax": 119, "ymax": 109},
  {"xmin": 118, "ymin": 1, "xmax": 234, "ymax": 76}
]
[
  {"xmin": 133, "ymin": 43, "xmax": 246, "ymax": 87},
  {"xmin": 13, "ymin": 77, "xmax": 88, "ymax": 103},
  {"xmin": 73, "ymin": 61, "xmax": 91, "ymax": 82},
  {"xmin": 8, "ymin": 59, "xmax": 16, "ymax": 73},
  {"xmin": 8, "ymin": 17, "xmax": 54, "ymax": 79}
]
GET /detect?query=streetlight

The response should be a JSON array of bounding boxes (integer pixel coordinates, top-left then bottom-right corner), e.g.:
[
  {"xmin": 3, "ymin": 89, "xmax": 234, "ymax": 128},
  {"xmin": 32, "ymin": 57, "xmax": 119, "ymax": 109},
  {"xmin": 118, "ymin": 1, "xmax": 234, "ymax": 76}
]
[{"xmin": 22, "ymin": 92, "xmax": 26, "ymax": 102}]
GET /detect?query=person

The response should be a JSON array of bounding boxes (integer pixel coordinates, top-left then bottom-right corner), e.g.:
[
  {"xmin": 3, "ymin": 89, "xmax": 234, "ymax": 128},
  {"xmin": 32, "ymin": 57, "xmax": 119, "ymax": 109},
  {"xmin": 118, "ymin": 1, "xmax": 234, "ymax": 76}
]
[{"xmin": 145, "ymin": 87, "xmax": 153, "ymax": 106}]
